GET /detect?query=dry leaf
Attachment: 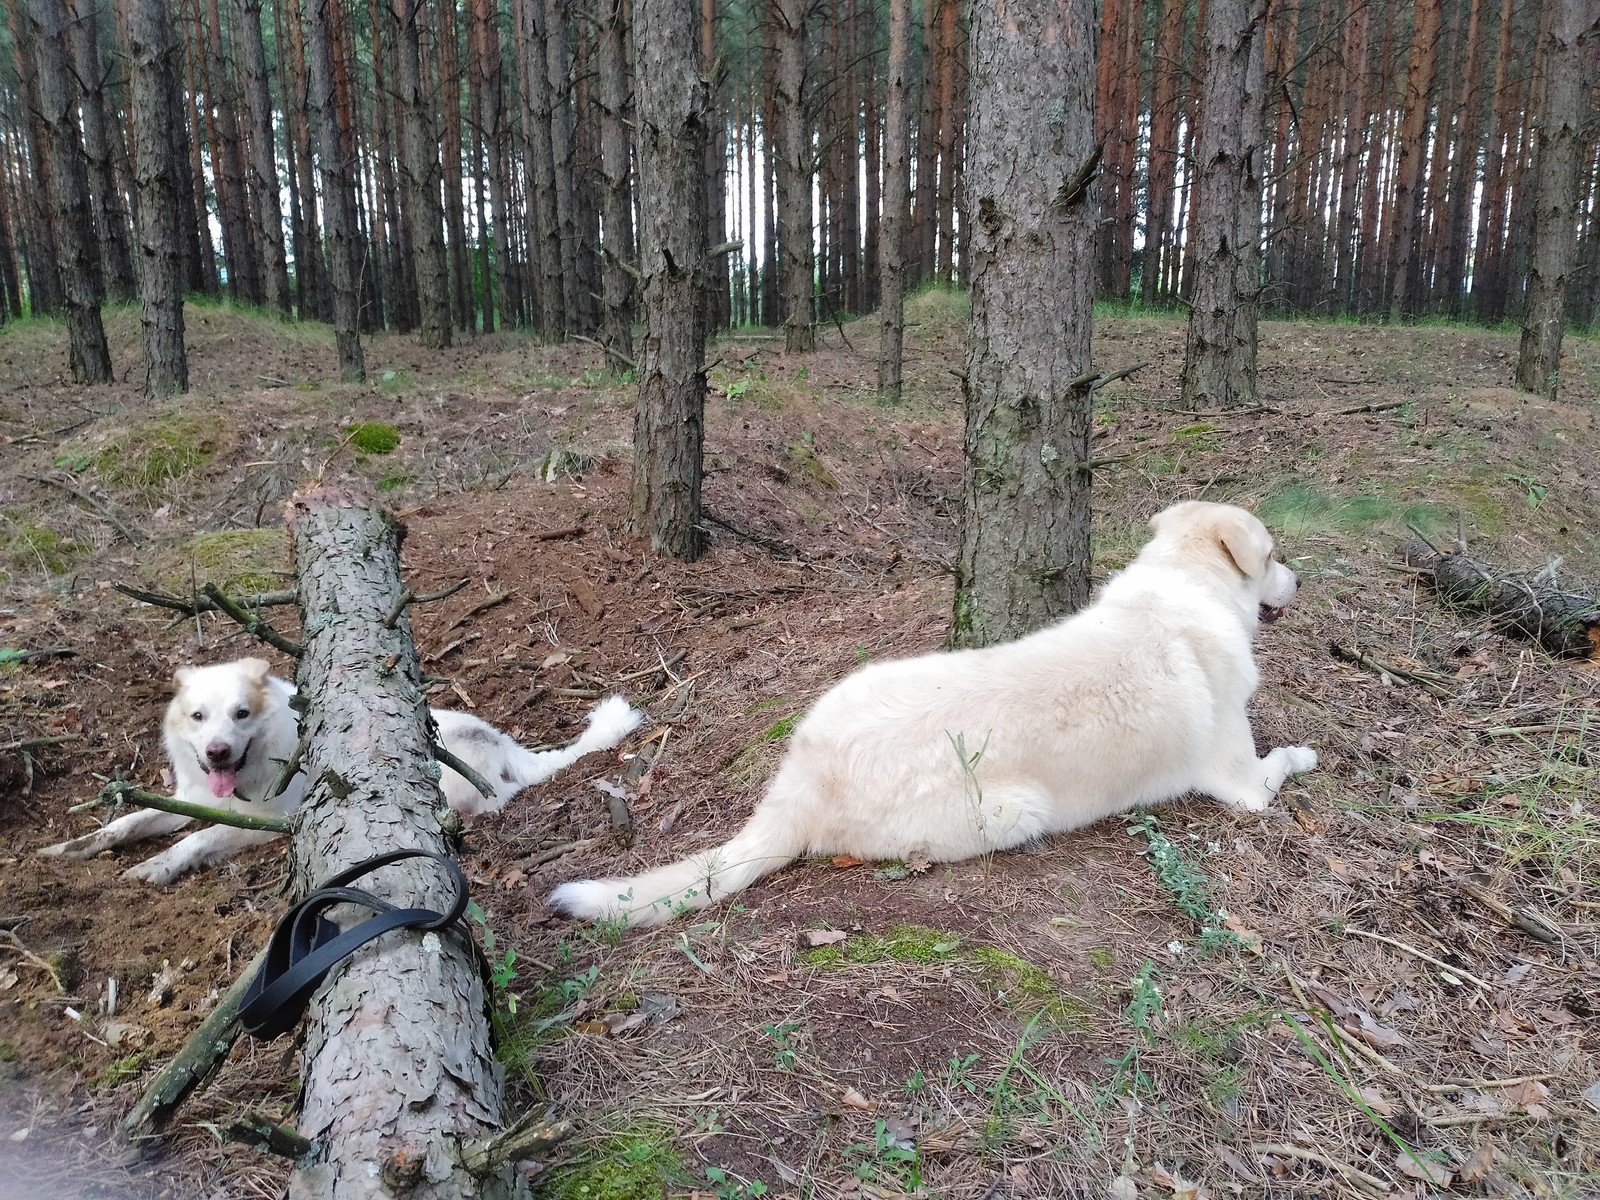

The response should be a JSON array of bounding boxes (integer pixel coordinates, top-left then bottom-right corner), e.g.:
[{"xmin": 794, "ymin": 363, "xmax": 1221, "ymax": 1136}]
[
  {"xmin": 499, "ymin": 868, "xmax": 526, "ymax": 889},
  {"xmin": 800, "ymin": 929, "xmax": 848, "ymax": 948},
  {"xmin": 0, "ymin": 970, "xmax": 17, "ymax": 991},
  {"xmin": 1583, "ymin": 1081, "xmax": 1600, "ymax": 1113},
  {"xmin": 575, "ymin": 1020, "xmax": 610, "ymax": 1036},
  {"xmin": 1395, "ymin": 1150, "xmax": 1453, "ymax": 1188},
  {"xmin": 1356, "ymin": 1086, "xmax": 1395, "ymax": 1117},
  {"xmin": 831, "ymin": 855, "xmax": 866, "ymax": 869},
  {"xmin": 904, "ymin": 850, "xmax": 933, "ymax": 874},
  {"xmin": 1346, "ymin": 1010, "xmax": 1407, "ymax": 1051},
  {"xmin": 840, "ymin": 1087, "xmax": 876, "ymax": 1112},
  {"xmin": 1106, "ymin": 1176, "xmax": 1139, "ymax": 1200},
  {"xmin": 1457, "ymin": 1144, "xmax": 1494, "ymax": 1184},
  {"xmin": 1214, "ymin": 1144, "xmax": 1259, "ymax": 1182},
  {"xmin": 1325, "ymin": 855, "xmax": 1353, "ymax": 881},
  {"xmin": 761, "ymin": 971, "xmax": 789, "ymax": 985},
  {"xmin": 605, "ymin": 1011, "xmax": 649, "ymax": 1036},
  {"xmin": 1501, "ymin": 1078, "xmax": 1549, "ymax": 1111},
  {"xmin": 1222, "ymin": 913, "xmax": 1263, "ymax": 955}
]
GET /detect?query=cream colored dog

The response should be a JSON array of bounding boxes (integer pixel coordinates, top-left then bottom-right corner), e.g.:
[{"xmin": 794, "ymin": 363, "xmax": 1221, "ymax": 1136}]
[{"xmin": 550, "ymin": 501, "xmax": 1315, "ymax": 927}]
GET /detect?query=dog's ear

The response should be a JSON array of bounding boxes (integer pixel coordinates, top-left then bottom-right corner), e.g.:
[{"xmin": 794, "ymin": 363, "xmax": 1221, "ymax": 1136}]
[
  {"xmin": 239, "ymin": 657, "xmax": 272, "ymax": 682},
  {"xmin": 172, "ymin": 666, "xmax": 194, "ymax": 689},
  {"xmin": 1213, "ymin": 510, "xmax": 1273, "ymax": 578}
]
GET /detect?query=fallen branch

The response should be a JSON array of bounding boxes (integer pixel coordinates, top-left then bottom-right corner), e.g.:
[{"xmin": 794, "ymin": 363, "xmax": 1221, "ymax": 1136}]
[
  {"xmin": 1344, "ymin": 926, "xmax": 1492, "ymax": 990},
  {"xmin": 215, "ymin": 1110, "xmax": 314, "ymax": 1160},
  {"xmin": 1334, "ymin": 399, "xmax": 1406, "ymax": 416},
  {"xmin": 523, "ymin": 838, "xmax": 594, "ymax": 869},
  {"xmin": 1, "ymin": 647, "xmax": 76, "ymax": 664},
  {"xmin": 431, "ymin": 739, "xmax": 495, "ymax": 800},
  {"xmin": 460, "ymin": 1112, "xmax": 573, "ymax": 1177},
  {"xmin": 703, "ymin": 510, "xmax": 806, "ymax": 561},
  {"xmin": 443, "ymin": 590, "xmax": 512, "ymax": 634},
  {"xmin": 112, "ymin": 582, "xmax": 299, "ymax": 616},
  {"xmin": 1329, "ymin": 641, "xmax": 1454, "ymax": 699},
  {"xmin": 0, "ymin": 929, "xmax": 67, "ymax": 991},
  {"xmin": 70, "ymin": 780, "xmax": 293, "ymax": 834},
  {"xmin": 201, "ymin": 584, "xmax": 304, "ymax": 658},
  {"xmin": 1251, "ymin": 1144, "xmax": 1389, "ymax": 1193},
  {"xmin": 124, "ymin": 946, "xmax": 269, "ymax": 1139},
  {"xmin": 26, "ymin": 473, "xmax": 143, "ymax": 547},
  {"xmin": 1400, "ymin": 539, "xmax": 1600, "ymax": 659},
  {"xmin": 0, "ymin": 733, "xmax": 80, "ymax": 753},
  {"xmin": 384, "ymin": 578, "xmax": 472, "ymax": 628},
  {"xmin": 569, "ymin": 332, "xmax": 637, "ymax": 371}
]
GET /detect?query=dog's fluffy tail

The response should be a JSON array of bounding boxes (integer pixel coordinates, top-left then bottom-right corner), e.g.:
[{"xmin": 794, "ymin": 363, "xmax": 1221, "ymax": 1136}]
[
  {"xmin": 506, "ymin": 695, "xmax": 644, "ymax": 788},
  {"xmin": 548, "ymin": 803, "xmax": 803, "ymax": 927}
]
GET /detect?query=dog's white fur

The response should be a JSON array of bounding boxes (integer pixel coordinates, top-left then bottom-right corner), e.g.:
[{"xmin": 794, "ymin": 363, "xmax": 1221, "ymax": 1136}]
[
  {"xmin": 550, "ymin": 501, "xmax": 1316, "ymax": 927},
  {"xmin": 40, "ymin": 658, "xmax": 643, "ymax": 884}
]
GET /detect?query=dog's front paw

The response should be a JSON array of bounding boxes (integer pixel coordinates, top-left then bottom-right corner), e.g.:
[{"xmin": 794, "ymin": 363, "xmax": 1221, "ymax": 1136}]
[
  {"xmin": 37, "ymin": 837, "xmax": 96, "ymax": 860},
  {"xmin": 125, "ymin": 857, "xmax": 185, "ymax": 885},
  {"xmin": 1222, "ymin": 790, "xmax": 1271, "ymax": 814},
  {"xmin": 1280, "ymin": 746, "xmax": 1318, "ymax": 775}
]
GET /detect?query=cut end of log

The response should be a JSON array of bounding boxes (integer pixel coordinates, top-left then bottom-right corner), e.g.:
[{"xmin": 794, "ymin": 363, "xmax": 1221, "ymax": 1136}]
[{"xmin": 285, "ymin": 483, "xmax": 382, "ymax": 525}]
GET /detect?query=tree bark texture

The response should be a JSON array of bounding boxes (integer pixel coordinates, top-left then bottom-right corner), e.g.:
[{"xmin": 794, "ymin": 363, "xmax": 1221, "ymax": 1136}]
[
  {"xmin": 1516, "ymin": 0, "xmax": 1595, "ymax": 398},
  {"xmin": 596, "ymin": 0, "xmax": 635, "ymax": 365},
  {"xmin": 238, "ymin": 0, "xmax": 294, "ymax": 315},
  {"xmin": 773, "ymin": 0, "xmax": 814, "ymax": 351},
  {"xmin": 630, "ymin": 0, "xmax": 709, "ymax": 560},
  {"xmin": 284, "ymin": 486, "xmax": 510, "ymax": 1199},
  {"xmin": 392, "ymin": 0, "xmax": 451, "ymax": 347},
  {"xmin": 876, "ymin": 0, "xmax": 909, "ymax": 400},
  {"xmin": 29, "ymin": 0, "xmax": 113, "ymax": 383},
  {"xmin": 68, "ymin": 0, "xmax": 138, "ymax": 303},
  {"xmin": 128, "ymin": 0, "xmax": 189, "ymax": 393},
  {"xmin": 952, "ymin": 0, "xmax": 1096, "ymax": 649},
  {"xmin": 1385, "ymin": 0, "xmax": 1440, "ymax": 320},
  {"xmin": 7, "ymin": 0, "xmax": 67, "ymax": 315},
  {"xmin": 1179, "ymin": 0, "xmax": 1266, "ymax": 410},
  {"xmin": 306, "ymin": 0, "xmax": 366, "ymax": 379}
]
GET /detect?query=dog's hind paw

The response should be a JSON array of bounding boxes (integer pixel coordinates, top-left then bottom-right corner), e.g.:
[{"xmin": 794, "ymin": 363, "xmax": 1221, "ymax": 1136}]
[{"xmin": 124, "ymin": 857, "xmax": 185, "ymax": 885}]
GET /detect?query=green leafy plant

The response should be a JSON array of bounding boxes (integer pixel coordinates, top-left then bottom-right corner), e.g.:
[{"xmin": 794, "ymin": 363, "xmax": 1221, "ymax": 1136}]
[
  {"xmin": 1103, "ymin": 959, "xmax": 1163, "ymax": 1097},
  {"xmin": 763, "ymin": 1021, "xmax": 803, "ymax": 1070},
  {"xmin": 844, "ymin": 1119, "xmax": 920, "ymax": 1189},
  {"xmin": 705, "ymin": 1166, "xmax": 768, "ymax": 1199}
]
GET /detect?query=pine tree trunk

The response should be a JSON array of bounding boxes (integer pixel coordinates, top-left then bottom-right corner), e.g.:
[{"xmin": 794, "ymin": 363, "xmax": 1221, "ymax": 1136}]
[
  {"xmin": 391, "ymin": 0, "xmax": 450, "ymax": 347},
  {"xmin": 128, "ymin": 0, "xmax": 188, "ymax": 392},
  {"xmin": 861, "ymin": 3, "xmax": 879, "ymax": 313},
  {"xmin": 877, "ymin": 0, "xmax": 908, "ymax": 400},
  {"xmin": 1386, "ymin": 0, "xmax": 1440, "ymax": 320},
  {"xmin": 953, "ymin": 0, "xmax": 1096, "ymax": 648},
  {"xmin": 1177, "ymin": 0, "xmax": 1207, "ymax": 301},
  {"xmin": 237, "ymin": 0, "xmax": 293, "ymax": 315},
  {"xmin": 1516, "ymin": 0, "xmax": 1593, "ymax": 398},
  {"xmin": 933, "ymin": 0, "xmax": 957, "ymax": 285},
  {"xmin": 469, "ymin": 0, "xmax": 509, "ymax": 330},
  {"xmin": 1262, "ymin": 0, "xmax": 1297, "ymax": 307},
  {"xmin": 204, "ymin": 0, "xmax": 262, "ymax": 303},
  {"xmin": 283, "ymin": 486, "xmax": 514, "ymax": 1200},
  {"xmin": 571, "ymin": 39, "xmax": 602, "ymax": 334},
  {"xmin": 596, "ymin": 0, "xmax": 634, "ymax": 364},
  {"xmin": 30, "ymin": 0, "xmax": 113, "ymax": 381},
  {"xmin": 701, "ymin": 0, "xmax": 727, "ymax": 329},
  {"xmin": 285, "ymin": 0, "xmax": 330, "ymax": 317},
  {"xmin": 1143, "ymin": 0, "xmax": 1185, "ymax": 307},
  {"xmin": 306, "ymin": 0, "xmax": 365, "ymax": 378},
  {"xmin": 6, "ymin": 0, "xmax": 67, "ymax": 314},
  {"xmin": 1331, "ymin": 0, "xmax": 1370, "ymax": 312},
  {"xmin": 369, "ymin": 0, "xmax": 415, "ymax": 331},
  {"xmin": 773, "ymin": 0, "xmax": 813, "ymax": 351},
  {"xmin": 69, "ymin": 0, "xmax": 137, "ymax": 303},
  {"xmin": 546, "ymin": 0, "xmax": 581, "ymax": 331},
  {"xmin": 1092, "ymin": 0, "xmax": 1124, "ymax": 298},
  {"xmin": 630, "ymin": 0, "xmax": 708, "ymax": 560},
  {"xmin": 434, "ymin": 0, "xmax": 474, "ymax": 332},
  {"xmin": 1179, "ymin": 0, "xmax": 1266, "ymax": 409},
  {"xmin": 911, "ymin": 0, "xmax": 936, "ymax": 283},
  {"xmin": 1440, "ymin": 0, "xmax": 1486, "ymax": 316},
  {"xmin": 0, "ymin": 170, "xmax": 22, "ymax": 318},
  {"xmin": 518, "ymin": 0, "xmax": 565, "ymax": 336}
]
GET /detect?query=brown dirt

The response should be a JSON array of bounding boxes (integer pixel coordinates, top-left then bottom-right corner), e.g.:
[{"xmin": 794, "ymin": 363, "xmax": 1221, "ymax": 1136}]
[{"xmin": 2, "ymin": 300, "xmax": 1598, "ymax": 1199}]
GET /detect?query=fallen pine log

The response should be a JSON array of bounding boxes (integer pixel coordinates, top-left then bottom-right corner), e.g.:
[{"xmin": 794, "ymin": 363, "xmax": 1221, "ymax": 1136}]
[
  {"xmin": 1399, "ymin": 539, "xmax": 1600, "ymax": 660},
  {"xmin": 281, "ymin": 485, "xmax": 515, "ymax": 1198}
]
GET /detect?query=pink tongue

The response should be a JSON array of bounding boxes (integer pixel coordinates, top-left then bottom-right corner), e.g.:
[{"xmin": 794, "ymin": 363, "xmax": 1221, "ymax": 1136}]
[{"xmin": 208, "ymin": 769, "xmax": 238, "ymax": 798}]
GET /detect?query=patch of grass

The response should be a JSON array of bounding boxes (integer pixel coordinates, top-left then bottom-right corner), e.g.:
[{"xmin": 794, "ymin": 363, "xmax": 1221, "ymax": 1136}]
[
  {"xmin": 542, "ymin": 1121, "xmax": 686, "ymax": 1200},
  {"xmin": 787, "ymin": 437, "xmax": 838, "ymax": 489},
  {"xmin": 92, "ymin": 1051, "xmax": 150, "ymax": 1090},
  {"xmin": 1087, "ymin": 947, "xmax": 1115, "ymax": 970},
  {"xmin": 1128, "ymin": 813, "xmax": 1238, "ymax": 954},
  {"xmin": 183, "ymin": 528, "xmax": 287, "ymax": 594},
  {"xmin": 2, "ymin": 516, "xmax": 86, "ymax": 579},
  {"xmin": 373, "ymin": 370, "xmax": 413, "ymax": 394},
  {"xmin": 1092, "ymin": 518, "xmax": 1148, "ymax": 572},
  {"xmin": 347, "ymin": 421, "xmax": 401, "ymax": 454},
  {"xmin": 376, "ymin": 472, "xmax": 410, "ymax": 492},
  {"xmin": 905, "ymin": 281, "xmax": 970, "ymax": 333},
  {"xmin": 1256, "ymin": 482, "xmax": 1454, "ymax": 542},
  {"xmin": 84, "ymin": 412, "xmax": 220, "ymax": 493},
  {"xmin": 1103, "ymin": 959, "xmax": 1164, "ymax": 1096},
  {"xmin": 970, "ymin": 946, "xmax": 1090, "ymax": 1027},
  {"xmin": 759, "ymin": 713, "xmax": 798, "ymax": 742},
  {"xmin": 804, "ymin": 923, "xmax": 963, "ymax": 967}
]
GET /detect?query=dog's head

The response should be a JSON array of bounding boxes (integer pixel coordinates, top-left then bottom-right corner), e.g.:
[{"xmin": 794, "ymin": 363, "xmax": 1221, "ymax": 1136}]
[
  {"xmin": 1146, "ymin": 501, "xmax": 1298, "ymax": 626},
  {"xmin": 166, "ymin": 658, "xmax": 276, "ymax": 798}
]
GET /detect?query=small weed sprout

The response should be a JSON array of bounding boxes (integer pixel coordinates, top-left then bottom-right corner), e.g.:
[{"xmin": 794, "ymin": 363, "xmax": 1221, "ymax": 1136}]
[
  {"xmin": 763, "ymin": 1021, "xmax": 803, "ymax": 1070},
  {"xmin": 1128, "ymin": 813, "xmax": 1240, "ymax": 953},
  {"xmin": 1103, "ymin": 959, "xmax": 1163, "ymax": 1097}
]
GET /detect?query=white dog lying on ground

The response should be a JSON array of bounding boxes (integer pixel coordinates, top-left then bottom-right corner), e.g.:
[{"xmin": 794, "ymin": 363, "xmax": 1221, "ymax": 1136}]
[
  {"xmin": 41, "ymin": 657, "xmax": 643, "ymax": 884},
  {"xmin": 550, "ymin": 501, "xmax": 1316, "ymax": 927}
]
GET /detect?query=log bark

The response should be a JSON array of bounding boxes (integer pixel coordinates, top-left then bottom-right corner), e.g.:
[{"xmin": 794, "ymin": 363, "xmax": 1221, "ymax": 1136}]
[
  {"xmin": 773, "ymin": 0, "xmax": 814, "ymax": 351},
  {"xmin": 876, "ymin": 0, "xmax": 909, "ymax": 400},
  {"xmin": 1401, "ymin": 540, "xmax": 1600, "ymax": 660},
  {"xmin": 595, "ymin": 0, "xmax": 634, "ymax": 362},
  {"xmin": 306, "ymin": 0, "xmax": 366, "ymax": 379},
  {"xmin": 284, "ymin": 485, "xmax": 510, "ymax": 1197},
  {"xmin": 392, "ymin": 0, "xmax": 451, "ymax": 347},
  {"xmin": 237, "ymin": 0, "xmax": 294, "ymax": 316}
]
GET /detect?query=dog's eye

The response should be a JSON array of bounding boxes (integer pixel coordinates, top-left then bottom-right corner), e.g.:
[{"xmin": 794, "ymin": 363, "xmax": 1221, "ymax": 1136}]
[
  {"xmin": 234, "ymin": 708, "xmax": 250, "ymax": 721},
  {"xmin": 191, "ymin": 711, "xmax": 204, "ymax": 722}
]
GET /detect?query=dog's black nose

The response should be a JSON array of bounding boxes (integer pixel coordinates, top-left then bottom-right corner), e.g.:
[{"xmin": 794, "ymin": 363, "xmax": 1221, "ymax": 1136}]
[{"xmin": 205, "ymin": 742, "xmax": 233, "ymax": 763}]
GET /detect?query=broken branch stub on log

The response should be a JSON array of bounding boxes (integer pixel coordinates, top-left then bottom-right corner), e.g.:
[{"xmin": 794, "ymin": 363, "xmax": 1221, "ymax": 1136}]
[
  {"xmin": 283, "ymin": 485, "xmax": 512, "ymax": 1198},
  {"xmin": 1400, "ymin": 539, "xmax": 1600, "ymax": 660}
]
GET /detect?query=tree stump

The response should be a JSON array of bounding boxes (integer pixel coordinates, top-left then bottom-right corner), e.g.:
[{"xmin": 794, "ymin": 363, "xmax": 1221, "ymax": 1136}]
[{"xmin": 284, "ymin": 485, "xmax": 510, "ymax": 1198}]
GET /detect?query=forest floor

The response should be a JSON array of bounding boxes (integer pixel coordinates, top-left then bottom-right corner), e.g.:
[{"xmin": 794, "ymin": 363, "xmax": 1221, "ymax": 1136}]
[{"xmin": 1, "ymin": 294, "xmax": 1598, "ymax": 1200}]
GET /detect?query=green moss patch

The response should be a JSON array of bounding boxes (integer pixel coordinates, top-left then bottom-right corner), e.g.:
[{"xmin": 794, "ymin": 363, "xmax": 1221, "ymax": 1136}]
[
  {"xmin": 92, "ymin": 1051, "xmax": 150, "ymax": 1090},
  {"xmin": 179, "ymin": 528, "xmax": 288, "ymax": 594},
  {"xmin": 541, "ymin": 1121, "xmax": 685, "ymax": 1200},
  {"xmin": 787, "ymin": 440, "xmax": 839, "ymax": 489},
  {"xmin": 804, "ymin": 923, "xmax": 963, "ymax": 967},
  {"xmin": 970, "ymin": 946, "xmax": 1089, "ymax": 1027},
  {"xmin": 84, "ymin": 413, "xmax": 221, "ymax": 492},
  {"xmin": 2, "ymin": 517, "xmax": 87, "ymax": 579},
  {"xmin": 347, "ymin": 422, "xmax": 401, "ymax": 454}
]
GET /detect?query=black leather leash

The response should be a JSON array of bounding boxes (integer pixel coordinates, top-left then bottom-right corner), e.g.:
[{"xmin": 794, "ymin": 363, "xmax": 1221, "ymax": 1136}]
[{"xmin": 239, "ymin": 849, "xmax": 471, "ymax": 1040}]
